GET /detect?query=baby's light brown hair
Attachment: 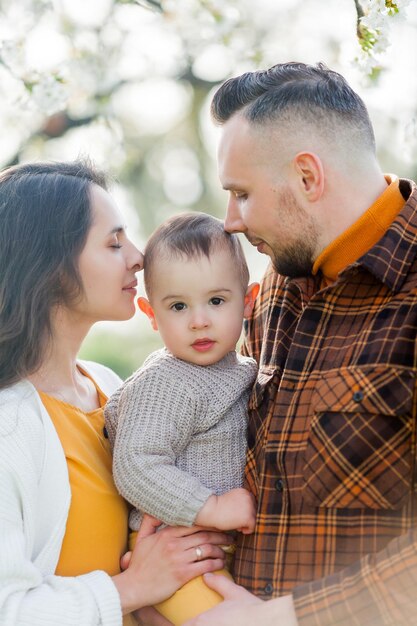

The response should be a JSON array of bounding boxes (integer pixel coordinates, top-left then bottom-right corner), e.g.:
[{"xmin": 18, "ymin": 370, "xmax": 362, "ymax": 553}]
[{"xmin": 143, "ymin": 212, "xmax": 250, "ymax": 300}]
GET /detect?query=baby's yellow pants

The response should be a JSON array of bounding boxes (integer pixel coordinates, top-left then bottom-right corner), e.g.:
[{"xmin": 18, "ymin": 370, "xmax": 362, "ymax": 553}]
[{"xmin": 154, "ymin": 568, "xmax": 233, "ymax": 626}]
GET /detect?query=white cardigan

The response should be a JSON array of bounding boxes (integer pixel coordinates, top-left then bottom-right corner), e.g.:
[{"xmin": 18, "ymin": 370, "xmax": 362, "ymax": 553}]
[{"xmin": 0, "ymin": 361, "xmax": 124, "ymax": 626}]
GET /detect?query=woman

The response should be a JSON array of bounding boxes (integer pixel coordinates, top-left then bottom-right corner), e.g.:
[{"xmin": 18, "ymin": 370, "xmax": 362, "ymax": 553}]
[{"xmin": 0, "ymin": 160, "xmax": 228, "ymax": 626}]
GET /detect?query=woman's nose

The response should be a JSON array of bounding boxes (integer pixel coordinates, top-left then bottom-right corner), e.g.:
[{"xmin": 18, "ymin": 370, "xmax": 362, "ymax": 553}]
[{"xmin": 128, "ymin": 243, "xmax": 144, "ymax": 272}]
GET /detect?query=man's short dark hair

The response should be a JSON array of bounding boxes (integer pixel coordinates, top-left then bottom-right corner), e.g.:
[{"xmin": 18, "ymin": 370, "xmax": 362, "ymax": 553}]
[
  {"xmin": 144, "ymin": 212, "xmax": 250, "ymax": 298},
  {"xmin": 211, "ymin": 61, "xmax": 375, "ymax": 152}
]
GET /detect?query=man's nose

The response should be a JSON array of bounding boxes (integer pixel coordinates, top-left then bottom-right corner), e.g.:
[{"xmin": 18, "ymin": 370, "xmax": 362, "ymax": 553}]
[{"xmin": 224, "ymin": 198, "xmax": 244, "ymax": 233}]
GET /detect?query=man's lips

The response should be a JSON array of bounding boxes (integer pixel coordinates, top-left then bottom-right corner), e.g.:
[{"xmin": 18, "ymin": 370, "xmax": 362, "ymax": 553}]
[
  {"xmin": 248, "ymin": 238, "xmax": 266, "ymax": 253},
  {"xmin": 246, "ymin": 235, "xmax": 263, "ymax": 247},
  {"xmin": 192, "ymin": 339, "xmax": 215, "ymax": 352}
]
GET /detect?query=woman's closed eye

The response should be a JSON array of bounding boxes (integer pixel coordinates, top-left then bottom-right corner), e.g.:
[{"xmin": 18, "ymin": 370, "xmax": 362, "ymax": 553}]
[{"xmin": 110, "ymin": 234, "xmax": 122, "ymax": 249}]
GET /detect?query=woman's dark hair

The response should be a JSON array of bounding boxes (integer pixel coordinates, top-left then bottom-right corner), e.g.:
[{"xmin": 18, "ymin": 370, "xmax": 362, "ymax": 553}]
[{"xmin": 0, "ymin": 159, "xmax": 108, "ymax": 389}]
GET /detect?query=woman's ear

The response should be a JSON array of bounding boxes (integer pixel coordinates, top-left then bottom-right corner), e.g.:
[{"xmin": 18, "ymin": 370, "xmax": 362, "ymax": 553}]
[
  {"xmin": 293, "ymin": 151, "xmax": 324, "ymax": 202},
  {"xmin": 243, "ymin": 282, "xmax": 260, "ymax": 318},
  {"xmin": 137, "ymin": 297, "xmax": 158, "ymax": 331}
]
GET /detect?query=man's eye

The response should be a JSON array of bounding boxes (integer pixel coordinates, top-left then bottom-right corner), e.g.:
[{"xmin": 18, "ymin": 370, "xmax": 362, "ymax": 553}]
[
  {"xmin": 171, "ymin": 302, "xmax": 186, "ymax": 311},
  {"xmin": 210, "ymin": 297, "xmax": 224, "ymax": 306}
]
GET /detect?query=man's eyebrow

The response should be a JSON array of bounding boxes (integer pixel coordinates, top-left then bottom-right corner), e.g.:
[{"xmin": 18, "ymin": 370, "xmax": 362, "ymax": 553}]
[{"xmin": 222, "ymin": 182, "xmax": 245, "ymax": 192}]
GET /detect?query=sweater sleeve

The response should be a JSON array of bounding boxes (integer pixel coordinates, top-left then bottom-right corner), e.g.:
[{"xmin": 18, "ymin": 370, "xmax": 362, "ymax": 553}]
[
  {"xmin": 0, "ymin": 520, "xmax": 120, "ymax": 626},
  {"xmin": 108, "ymin": 369, "xmax": 214, "ymax": 526},
  {"xmin": 0, "ymin": 391, "xmax": 122, "ymax": 626}
]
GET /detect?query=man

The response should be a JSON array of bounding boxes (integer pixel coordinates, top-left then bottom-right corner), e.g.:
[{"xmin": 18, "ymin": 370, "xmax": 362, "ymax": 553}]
[{"xmin": 184, "ymin": 62, "xmax": 417, "ymax": 625}]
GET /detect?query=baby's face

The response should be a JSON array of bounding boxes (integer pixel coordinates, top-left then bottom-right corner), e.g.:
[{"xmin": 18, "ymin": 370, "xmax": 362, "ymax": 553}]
[{"xmin": 148, "ymin": 249, "xmax": 247, "ymax": 366}]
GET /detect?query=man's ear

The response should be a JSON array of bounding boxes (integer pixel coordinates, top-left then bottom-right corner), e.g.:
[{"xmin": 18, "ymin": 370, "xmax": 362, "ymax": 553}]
[
  {"xmin": 137, "ymin": 297, "xmax": 158, "ymax": 331},
  {"xmin": 243, "ymin": 282, "xmax": 260, "ymax": 318},
  {"xmin": 293, "ymin": 151, "xmax": 324, "ymax": 202}
]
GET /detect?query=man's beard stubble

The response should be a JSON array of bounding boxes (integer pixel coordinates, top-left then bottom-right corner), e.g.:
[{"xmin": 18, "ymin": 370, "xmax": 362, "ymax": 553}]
[
  {"xmin": 266, "ymin": 188, "xmax": 319, "ymax": 279},
  {"xmin": 270, "ymin": 240, "xmax": 315, "ymax": 278}
]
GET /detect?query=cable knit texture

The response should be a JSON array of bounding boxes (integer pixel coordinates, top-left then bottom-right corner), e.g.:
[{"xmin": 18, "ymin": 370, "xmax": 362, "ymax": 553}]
[{"xmin": 105, "ymin": 349, "xmax": 257, "ymax": 529}]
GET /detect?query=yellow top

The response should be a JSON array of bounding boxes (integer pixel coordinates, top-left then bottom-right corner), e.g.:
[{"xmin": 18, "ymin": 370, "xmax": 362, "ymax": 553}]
[
  {"xmin": 40, "ymin": 380, "xmax": 138, "ymax": 625},
  {"xmin": 40, "ymin": 384, "xmax": 129, "ymax": 577},
  {"xmin": 312, "ymin": 175, "xmax": 405, "ymax": 287}
]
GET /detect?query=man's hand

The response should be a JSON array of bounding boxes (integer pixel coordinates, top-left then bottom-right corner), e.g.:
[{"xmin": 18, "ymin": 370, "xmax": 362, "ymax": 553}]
[
  {"xmin": 195, "ymin": 488, "xmax": 256, "ymax": 534},
  {"xmin": 182, "ymin": 574, "xmax": 298, "ymax": 626},
  {"xmin": 135, "ymin": 606, "xmax": 172, "ymax": 626}
]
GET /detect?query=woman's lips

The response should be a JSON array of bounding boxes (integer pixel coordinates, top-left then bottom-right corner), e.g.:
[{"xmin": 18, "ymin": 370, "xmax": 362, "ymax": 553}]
[
  {"xmin": 122, "ymin": 280, "xmax": 138, "ymax": 295},
  {"xmin": 192, "ymin": 339, "xmax": 215, "ymax": 352}
]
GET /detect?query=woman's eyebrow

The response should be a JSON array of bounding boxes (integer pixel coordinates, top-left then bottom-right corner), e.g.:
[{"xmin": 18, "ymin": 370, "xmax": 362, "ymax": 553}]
[{"xmin": 108, "ymin": 225, "xmax": 126, "ymax": 235}]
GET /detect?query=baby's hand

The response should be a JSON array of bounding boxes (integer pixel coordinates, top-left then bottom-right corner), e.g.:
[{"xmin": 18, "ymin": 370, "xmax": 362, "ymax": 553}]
[{"xmin": 195, "ymin": 488, "xmax": 256, "ymax": 534}]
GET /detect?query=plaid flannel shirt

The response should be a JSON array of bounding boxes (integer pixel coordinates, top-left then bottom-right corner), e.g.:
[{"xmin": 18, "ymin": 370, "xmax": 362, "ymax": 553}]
[{"xmin": 236, "ymin": 178, "xmax": 417, "ymax": 625}]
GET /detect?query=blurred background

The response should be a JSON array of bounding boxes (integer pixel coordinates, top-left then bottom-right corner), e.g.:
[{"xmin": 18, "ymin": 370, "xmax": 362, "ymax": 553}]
[{"xmin": 1, "ymin": 0, "xmax": 416, "ymax": 378}]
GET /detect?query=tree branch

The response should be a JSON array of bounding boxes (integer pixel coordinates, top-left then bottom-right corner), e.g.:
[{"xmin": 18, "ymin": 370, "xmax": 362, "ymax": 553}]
[{"xmin": 354, "ymin": 0, "xmax": 365, "ymax": 37}]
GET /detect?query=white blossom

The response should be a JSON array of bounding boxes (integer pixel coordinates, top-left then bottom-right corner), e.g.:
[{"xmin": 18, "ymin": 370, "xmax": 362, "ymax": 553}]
[
  {"xmin": 357, "ymin": 0, "xmax": 412, "ymax": 75},
  {"xmin": 0, "ymin": 0, "xmax": 414, "ymax": 122},
  {"xmin": 29, "ymin": 74, "xmax": 69, "ymax": 115}
]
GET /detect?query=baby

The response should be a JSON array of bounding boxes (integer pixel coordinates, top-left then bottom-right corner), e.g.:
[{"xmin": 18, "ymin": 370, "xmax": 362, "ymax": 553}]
[{"xmin": 104, "ymin": 212, "xmax": 259, "ymax": 625}]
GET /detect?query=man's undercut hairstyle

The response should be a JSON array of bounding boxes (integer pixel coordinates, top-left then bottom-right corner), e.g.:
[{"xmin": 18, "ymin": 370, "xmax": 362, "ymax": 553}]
[
  {"xmin": 144, "ymin": 212, "xmax": 250, "ymax": 298},
  {"xmin": 211, "ymin": 61, "xmax": 376, "ymax": 153}
]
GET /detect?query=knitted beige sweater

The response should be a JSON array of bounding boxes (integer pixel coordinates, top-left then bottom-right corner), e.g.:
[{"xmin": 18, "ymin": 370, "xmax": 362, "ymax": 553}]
[{"xmin": 104, "ymin": 349, "xmax": 257, "ymax": 529}]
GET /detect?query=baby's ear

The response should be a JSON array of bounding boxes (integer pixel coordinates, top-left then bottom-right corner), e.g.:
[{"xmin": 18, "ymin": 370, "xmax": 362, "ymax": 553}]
[
  {"xmin": 243, "ymin": 282, "xmax": 260, "ymax": 318},
  {"xmin": 137, "ymin": 297, "xmax": 158, "ymax": 331}
]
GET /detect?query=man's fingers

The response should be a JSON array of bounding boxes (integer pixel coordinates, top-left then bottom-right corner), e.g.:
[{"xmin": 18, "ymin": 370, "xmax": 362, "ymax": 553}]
[
  {"xmin": 202, "ymin": 573, "xmax": 248, "ymax": 600},
  {"xmin": 237, "ymin": 524, "xmax": 255, "ymax": 535},
  {"xmin": 135, "ymin": 606, "xmax": 173, "ymax": 626}
]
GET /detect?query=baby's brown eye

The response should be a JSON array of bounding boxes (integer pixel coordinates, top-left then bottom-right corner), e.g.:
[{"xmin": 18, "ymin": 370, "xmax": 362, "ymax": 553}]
[{"xmin": 171, "ymin": 302, "xmax": 186, "ymax": 311}]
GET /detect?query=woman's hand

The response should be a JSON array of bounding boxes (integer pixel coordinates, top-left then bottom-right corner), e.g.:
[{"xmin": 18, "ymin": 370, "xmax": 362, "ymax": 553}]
[{"xmin": 113, "ymin": 523, "xmax": 230, "ymax": 615}]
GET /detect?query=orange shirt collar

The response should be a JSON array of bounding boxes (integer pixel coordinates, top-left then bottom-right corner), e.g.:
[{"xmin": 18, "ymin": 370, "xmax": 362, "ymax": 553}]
[{"xmin": 312, "ymin": 175, "xmax": 405, "ymax": 286}]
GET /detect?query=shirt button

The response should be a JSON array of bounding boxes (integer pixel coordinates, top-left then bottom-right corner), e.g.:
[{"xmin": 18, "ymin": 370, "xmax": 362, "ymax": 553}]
[
  {"xmin": 103, "ymin": 426, "xmax": 109, "ymax": 439},
  {"xmin": 264, "ymin": 583, "xmax": 273, "ymax": 595},
  {"xmin": 353, "ymin": 390, "xmax": 364, "ymax": 402},
  {"xmin": 275, "ymin": 478, "xmax": 284, "ymax": 492}
]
